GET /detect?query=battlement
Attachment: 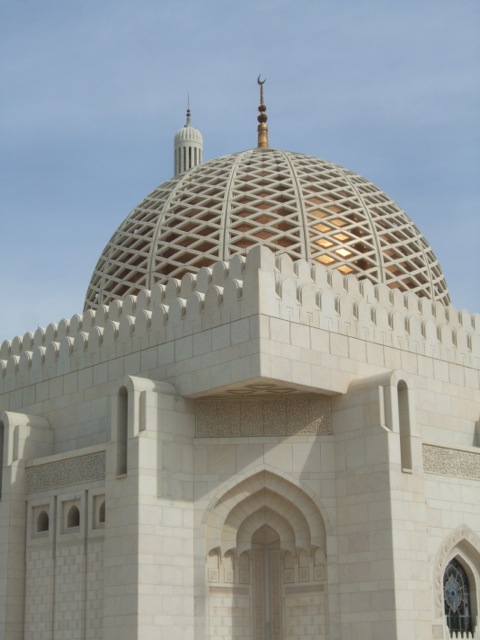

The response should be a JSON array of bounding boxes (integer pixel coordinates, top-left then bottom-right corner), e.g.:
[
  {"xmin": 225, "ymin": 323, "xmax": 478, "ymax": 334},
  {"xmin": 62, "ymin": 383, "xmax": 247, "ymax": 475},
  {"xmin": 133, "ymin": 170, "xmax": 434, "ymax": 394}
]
[{"xmin": 1, "ymin": 245, "xmax": 479, "ymax": 391}]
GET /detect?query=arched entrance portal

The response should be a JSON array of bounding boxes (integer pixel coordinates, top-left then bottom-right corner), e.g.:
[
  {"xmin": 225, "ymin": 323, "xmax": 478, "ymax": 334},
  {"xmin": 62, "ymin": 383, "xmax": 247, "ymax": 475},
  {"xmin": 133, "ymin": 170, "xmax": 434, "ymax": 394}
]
[{"xmin": 206, "ymin": 471, "xmax": 327, "ymax": 640}]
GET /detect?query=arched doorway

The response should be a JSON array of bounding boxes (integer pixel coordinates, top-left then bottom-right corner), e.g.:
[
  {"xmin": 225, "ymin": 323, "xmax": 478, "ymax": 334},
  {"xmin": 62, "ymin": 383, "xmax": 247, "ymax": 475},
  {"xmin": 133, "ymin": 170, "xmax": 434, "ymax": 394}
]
[{"xmin": 205, "ymin": 471, "xmax": 327, "ymax": 640}]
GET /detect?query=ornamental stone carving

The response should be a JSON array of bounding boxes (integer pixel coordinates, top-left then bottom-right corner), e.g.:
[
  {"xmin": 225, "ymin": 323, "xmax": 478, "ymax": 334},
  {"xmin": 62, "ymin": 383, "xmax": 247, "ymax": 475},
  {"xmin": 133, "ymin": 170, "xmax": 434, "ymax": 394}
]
[
  {"xmin": 423, "ymin": 444, "xmax": 480, "ymax": 480},
  {"xmin": 196, "ymin": 396, "xmax": 331, "ymax": 437},
  {"xmin": 26, "ymin": 451, "xmax": 105, "ymax": 494}
]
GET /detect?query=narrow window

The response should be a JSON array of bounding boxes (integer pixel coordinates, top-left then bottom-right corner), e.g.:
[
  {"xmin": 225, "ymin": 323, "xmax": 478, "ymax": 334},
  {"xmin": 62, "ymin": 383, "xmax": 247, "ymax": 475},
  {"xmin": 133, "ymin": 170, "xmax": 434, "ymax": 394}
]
[
  {"xmin": 99, "ymin": 500, "xmax": 106, "ymax": 524},
  {"xmin": 444, "ymin": 558, "xmax": 472, "ymax": 634},
  {"xmin": 0, "ymin": 421, "xmax": 4, "ymax": 498},
  {"xmin": 117, "ymin": 386, "xmax": 128, "ymax": 475},
  {"xmin": 188, "ymin": 146, "xmax": 192, "ymax": 169},
  {"xmin": 398, "ymin": 381, "xmax": 412, "ymax": 471},
  {"xmin": 67, "ymin": 505, "xmax": 80, "ymax": 528}
]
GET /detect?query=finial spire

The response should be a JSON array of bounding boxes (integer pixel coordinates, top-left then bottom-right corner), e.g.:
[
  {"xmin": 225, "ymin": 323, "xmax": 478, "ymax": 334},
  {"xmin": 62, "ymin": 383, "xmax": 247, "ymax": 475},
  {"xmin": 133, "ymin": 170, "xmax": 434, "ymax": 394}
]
[
  {"xmin": 186, "ymin": 93, "xmax": 191, "ymax": 127},
  {"xmin": 257, "ymin": 75, "xmax": 269, "ymax": 148}
]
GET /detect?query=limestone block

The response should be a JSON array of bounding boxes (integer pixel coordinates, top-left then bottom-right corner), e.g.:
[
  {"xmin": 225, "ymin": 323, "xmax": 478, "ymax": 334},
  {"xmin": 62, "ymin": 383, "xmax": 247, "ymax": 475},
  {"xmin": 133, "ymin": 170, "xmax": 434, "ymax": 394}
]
[
  {"xmin": 82, "ymin": 309, "xmax": 96, "ymax": 332},
  {"xmin": 293, "ymin": 258, "xmax": 311, "ymax": 284},
  {"xmin": 135, "ymin": 310, "xmax": 152, "ymax": 339},
  {"xmin": 275, "ymin": 252, "xmax": 295, "ymax": 277},
  {"xmin": 404, "ymin": 291, "xmax": 419, "ymax": 313},
  {"xmin": 95, "ymin": 305, "xmax": 109, "ymax": 327},
  {"xmin": 180, "ymin": 272, "xmax": 196, "ymax": 298},
  {"xmin": 359, "ymin": 278, "xmax": 376, "ymax": 304},
  {"xmin": 165, "ymin": 278, "xmax": 182, "ymax": 302},
  {"xmin": 222, "ymin": 279, "xmax": 242, "ymax": 313},
  {"xmin": 117, "ymin": 316, "xmax": 134, "ymax": 344},
  {"xmin": 328, "ymin": 269, "xmax": 345, "ymax": 294},
  {"xmin": 136, "ymin": 288, "xmax": 151, "ymax": 313},
  {"xmin": 375, "ymin": 282, "xmax": 391, "ymax": 307},
  {"xmin": 18, "ymin": 351, "xmax": 32, "ymax": 377},
  {"xmin": 194, "ymin": 266, "xmax": 213, "ymax": 293},
  {"xmin": 318, "ymin": 290, "xmax": 338, "ymax": 329},
  {"xmin": 390, "ymin": 288, "xmax": 405, "ymax": 310},
  {"xmin": 150, "ymin": 281, "xmax": 166, "ymax": 307},
  {"xmin": 212, "ymin": 261, "xmax": 229, "ymax": 286},
  {"xmin": 229, "ymin": 254, "xmax": 246, "ymax": 280},
  {"xmin": 345, "ymin": 274, "xmax": 362, "ymax": 300},
  {"xmin": 108, "ymin": 299, "xmax": 124, "ymax": 323},
  {"xmin": 312, "ymin": 263, "xmax": 329, "ymax": 289}
]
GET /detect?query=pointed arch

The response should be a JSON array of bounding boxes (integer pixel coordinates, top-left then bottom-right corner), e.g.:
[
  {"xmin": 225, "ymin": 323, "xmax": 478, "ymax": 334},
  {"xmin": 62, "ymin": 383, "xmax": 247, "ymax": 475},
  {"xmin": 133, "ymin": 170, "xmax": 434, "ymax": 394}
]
[
  {"xmin": 205, "ymin": 469, "xmax": 326, "ymax": 557},
  {"xmin": 433, "ymin": 525, "xmax": 480, "ymax": 620},
  {"xmin": 204, "ymin": 469, "xmax": 329, "ymax": 640}
]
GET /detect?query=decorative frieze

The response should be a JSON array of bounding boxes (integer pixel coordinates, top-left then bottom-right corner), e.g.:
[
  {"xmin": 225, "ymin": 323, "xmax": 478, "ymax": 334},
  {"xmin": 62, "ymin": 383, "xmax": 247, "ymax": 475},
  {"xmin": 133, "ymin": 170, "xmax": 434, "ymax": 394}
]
[
  {"xmin": 209, "ymin": 586, "xmax": 249, "ymax": 596},
  {"xmin": 196, "ymin": 396, "xmax": 331, "ymax": 437},
  {"xmin": 423, "ymin": 444, "xmax": 480, "ymax": 480},
  {"xmin": 26, "ymin": 451, "xmax": 105, "ymax": 494},
  {"xmin": 285, "ymin": 584, "xmax": 325, "ymax": 594}
]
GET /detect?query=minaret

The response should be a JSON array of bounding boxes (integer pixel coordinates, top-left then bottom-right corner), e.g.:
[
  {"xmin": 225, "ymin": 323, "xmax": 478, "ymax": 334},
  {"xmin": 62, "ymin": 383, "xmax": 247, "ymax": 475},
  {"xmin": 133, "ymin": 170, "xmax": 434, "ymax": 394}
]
[
  {"xmin": 173, "ymin": 99, "xmax": 204, "ymax": 176},
  {"xmin": 257, "ymin": 75, "xmax": 269, "ymax": 148}
]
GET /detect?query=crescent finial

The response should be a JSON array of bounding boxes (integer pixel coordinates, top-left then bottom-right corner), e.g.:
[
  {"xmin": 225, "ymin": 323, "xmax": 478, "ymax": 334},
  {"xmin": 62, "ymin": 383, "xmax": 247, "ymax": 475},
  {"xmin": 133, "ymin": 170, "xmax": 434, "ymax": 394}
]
[{"xmin": 256, "ymin": 75, "xmax": 268, "ymax": 148}]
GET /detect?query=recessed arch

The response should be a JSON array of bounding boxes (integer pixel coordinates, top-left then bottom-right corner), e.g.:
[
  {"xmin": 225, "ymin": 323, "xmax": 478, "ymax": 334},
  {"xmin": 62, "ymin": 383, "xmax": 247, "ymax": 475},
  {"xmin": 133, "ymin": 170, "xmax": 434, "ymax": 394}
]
[
  {"xmin": 117, "ymin": 386, "xmax": 128, "ymax": 476},
  {"xmin": 37, "ymin": 510, "xmax": 49, "ymax": 533},
  {"xmin": 397, "ymin": 379, "xmax": 413, "ymax": 471},
  {"xmin": 434, "ymin": 526, "xmax": 480, "ymax": 620},
  {"xmin": 67, "ymin": 505, "xmax": 80, "ymax": 529},
  {"xmin": 235, "ymin": 506, "xmax": 297, "ymax": 557},
  {"xmin": 205, "ymin": 469, "xmax": 328, "ymax": 640},
  {"xmin": 205, "ymin": 469, "xmax": 326, "ymax": 556}
]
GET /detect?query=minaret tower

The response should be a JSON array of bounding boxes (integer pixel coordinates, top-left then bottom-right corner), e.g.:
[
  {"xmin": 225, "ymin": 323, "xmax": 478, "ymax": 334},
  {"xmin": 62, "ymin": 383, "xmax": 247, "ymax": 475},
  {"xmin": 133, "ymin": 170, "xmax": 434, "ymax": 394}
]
[{"xmin": 173, "ymin": 99, "xmax": 204, "ymax": 176}]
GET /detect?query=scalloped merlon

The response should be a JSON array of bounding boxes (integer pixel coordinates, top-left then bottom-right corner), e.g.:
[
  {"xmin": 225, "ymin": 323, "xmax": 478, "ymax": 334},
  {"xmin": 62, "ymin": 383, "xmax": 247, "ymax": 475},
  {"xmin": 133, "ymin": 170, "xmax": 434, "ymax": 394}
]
[{"xmin": 0, "ymin": 247, "xmax": 479, "ymax": 389}]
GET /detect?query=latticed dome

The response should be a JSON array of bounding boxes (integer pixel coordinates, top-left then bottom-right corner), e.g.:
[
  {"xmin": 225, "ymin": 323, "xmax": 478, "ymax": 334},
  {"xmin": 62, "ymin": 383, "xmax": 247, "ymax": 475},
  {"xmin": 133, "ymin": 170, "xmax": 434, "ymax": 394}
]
[{"xmin": 84, "ymin": 147, "xmax": 450, "ymax": 310}]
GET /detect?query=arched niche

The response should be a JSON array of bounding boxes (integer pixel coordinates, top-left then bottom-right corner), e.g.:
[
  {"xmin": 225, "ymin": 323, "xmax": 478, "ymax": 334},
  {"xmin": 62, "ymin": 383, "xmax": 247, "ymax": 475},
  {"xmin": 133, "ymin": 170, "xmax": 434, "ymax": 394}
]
[
  {"xmin": 434, "ymin": 526, "xmax": 480, "ymax": 632},
  {"xmin": 205, "ymin": 470, "xmax": 328, "ymax": 640}
]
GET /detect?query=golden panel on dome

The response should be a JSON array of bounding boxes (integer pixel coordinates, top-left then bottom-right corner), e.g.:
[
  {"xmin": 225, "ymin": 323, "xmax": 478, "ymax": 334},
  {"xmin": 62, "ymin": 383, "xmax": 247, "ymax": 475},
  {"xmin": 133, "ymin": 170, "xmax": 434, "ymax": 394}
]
[{"xmin": 317, "ymin": 255, "xmax": 336, "ymax": 265}]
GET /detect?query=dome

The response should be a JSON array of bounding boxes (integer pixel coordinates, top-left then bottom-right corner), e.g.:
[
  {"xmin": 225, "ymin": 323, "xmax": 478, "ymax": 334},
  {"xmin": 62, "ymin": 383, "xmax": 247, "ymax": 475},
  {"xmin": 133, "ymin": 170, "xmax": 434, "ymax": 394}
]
[
  {"xmin": 174, "ymin": 124, "xmax": 203, "ymax": 145},
  {"xmin": 84, "ymin": 147, "xmax": 450, "ymax": 310}
]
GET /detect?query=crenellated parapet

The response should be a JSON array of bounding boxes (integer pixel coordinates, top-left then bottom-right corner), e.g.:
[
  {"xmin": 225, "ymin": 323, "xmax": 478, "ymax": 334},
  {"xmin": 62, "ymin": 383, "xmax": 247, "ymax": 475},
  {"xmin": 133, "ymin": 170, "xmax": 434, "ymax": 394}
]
[{"xmin": 1, "ymin": 245, "xmax": 479, "ymax": 391}]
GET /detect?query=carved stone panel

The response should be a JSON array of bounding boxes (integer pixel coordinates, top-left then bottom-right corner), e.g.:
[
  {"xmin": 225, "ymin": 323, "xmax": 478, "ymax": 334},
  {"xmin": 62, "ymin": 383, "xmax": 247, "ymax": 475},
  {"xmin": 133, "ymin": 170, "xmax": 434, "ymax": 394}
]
[
  {"xmin": 26, "ymin": 452, "xmax": 106, "ymax": 494},
  {"xmin": 423, "ymin": 444, "xmax": 480, "ymax": 480},
  {"xmin": 197, "ymin": 396, "xmax": 331, "ymax": 437}
]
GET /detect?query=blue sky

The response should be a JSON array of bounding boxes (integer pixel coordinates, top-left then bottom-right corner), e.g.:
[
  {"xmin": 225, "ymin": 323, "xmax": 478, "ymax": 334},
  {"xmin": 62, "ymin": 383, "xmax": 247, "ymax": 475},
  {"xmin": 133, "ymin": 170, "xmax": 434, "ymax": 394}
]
[{"xmin": 1, "ymin": 0, "xmax": 479, "ymax": 342}]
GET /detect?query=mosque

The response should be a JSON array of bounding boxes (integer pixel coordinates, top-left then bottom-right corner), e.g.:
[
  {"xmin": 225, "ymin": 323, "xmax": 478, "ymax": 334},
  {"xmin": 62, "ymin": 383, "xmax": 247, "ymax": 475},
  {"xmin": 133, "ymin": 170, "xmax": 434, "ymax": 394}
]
[{"xmin": 0, "ymin": 79, "xmax": 479, "ymax": 640}]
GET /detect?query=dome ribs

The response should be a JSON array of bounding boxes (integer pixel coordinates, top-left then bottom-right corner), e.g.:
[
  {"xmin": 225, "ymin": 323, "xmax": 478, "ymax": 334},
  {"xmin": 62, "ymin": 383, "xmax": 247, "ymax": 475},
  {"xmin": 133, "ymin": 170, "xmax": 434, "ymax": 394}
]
[
  {"xmin": 221, "ymin": 150, "xmax": 307, "ymax": 263},
  {"xmin": 84, "ymin": 148, "xmax": 450, "ymax": 310}
]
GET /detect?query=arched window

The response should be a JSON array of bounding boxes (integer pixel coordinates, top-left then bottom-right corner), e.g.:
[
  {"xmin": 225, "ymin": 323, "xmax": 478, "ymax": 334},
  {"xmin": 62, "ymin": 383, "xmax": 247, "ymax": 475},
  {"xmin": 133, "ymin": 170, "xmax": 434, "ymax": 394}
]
[
  {"xmin": 67, "ymin": 505, "xmax": 80, "ymax": 529},
  {"xmin": 37, "ymin": 510, "xmax": 49, "ymax": 533},
  {"xmin": 444, "ymin": 558, "xmax": 472, "ymax": 634}
]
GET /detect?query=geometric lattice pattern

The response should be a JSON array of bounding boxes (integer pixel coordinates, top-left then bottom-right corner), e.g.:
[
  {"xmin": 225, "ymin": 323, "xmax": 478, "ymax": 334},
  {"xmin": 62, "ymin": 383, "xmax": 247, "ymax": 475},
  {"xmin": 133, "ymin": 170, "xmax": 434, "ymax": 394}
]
[{"xmin": 85, "ymin": 148, "xmax": 450, "ymax": 310}]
